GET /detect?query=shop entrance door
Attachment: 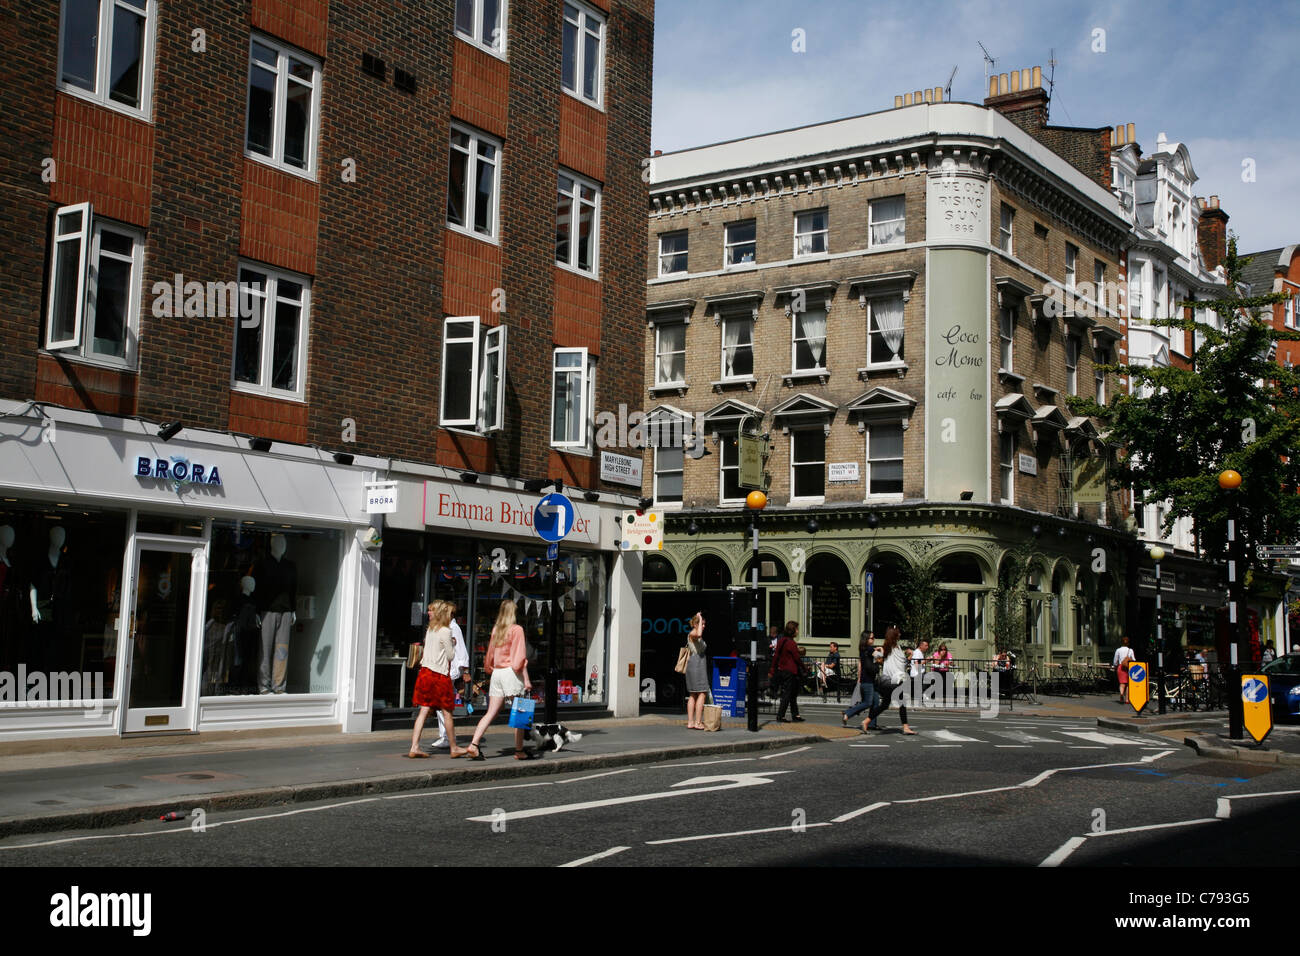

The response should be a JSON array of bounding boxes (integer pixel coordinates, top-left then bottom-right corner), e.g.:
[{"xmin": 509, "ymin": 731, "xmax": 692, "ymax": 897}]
[{"xmin": 122, "ymin": 541, "xmax": 204, "ymax": 733}]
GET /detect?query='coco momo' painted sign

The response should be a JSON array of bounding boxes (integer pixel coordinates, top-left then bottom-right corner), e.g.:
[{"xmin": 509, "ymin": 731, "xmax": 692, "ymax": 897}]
[{"xmin": 135, "ymin": 456, "xmax": 224, "ymax": 486}]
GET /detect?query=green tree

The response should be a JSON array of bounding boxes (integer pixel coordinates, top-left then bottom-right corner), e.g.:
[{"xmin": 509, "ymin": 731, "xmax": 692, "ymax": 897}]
[
  {"xmin": 1067, "ymin": 239, "xmax": 1300, "ymax": 559},
  {"xmin": 894, "ymin": 556, "xmax": 952, "ymax": 648},
  {"xmin": 990, "ymin": 543, "xmax": 1035, "ymax": 655}
]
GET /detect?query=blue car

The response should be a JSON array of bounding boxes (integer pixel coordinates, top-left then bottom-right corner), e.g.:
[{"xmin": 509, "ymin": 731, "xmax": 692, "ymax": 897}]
[{"xmin": 1262, "ymin": 653, "xmax": 1300, "ymax": 721}]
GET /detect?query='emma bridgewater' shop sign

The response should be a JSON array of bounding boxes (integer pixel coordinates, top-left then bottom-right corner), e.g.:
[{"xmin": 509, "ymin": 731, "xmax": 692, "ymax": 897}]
[{"xmin": 422, "ymin": 482, "xmax": 600, "ymax": 545}]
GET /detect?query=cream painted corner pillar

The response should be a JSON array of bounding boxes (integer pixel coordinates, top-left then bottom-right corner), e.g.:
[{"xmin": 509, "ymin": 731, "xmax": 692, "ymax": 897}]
[{"xmin": 608, "ymin": 550, "xmax": 644, "ymax": 717}]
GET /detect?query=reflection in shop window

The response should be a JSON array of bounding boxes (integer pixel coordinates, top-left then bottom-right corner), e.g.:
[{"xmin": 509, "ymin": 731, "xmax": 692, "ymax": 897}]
[{"xmin": 201, "ymin": 521, "xmax": 340, "ymax": 696}]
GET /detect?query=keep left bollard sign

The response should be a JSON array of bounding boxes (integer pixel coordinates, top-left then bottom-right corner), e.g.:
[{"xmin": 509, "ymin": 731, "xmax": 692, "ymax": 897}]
[
  {"xmin": 1241, "ymin": 674, "xmax": 1272, "ymax": 744},
  {"xmin": 1127, "ymin": 661, "xmax": 1149, "ymax": 714}
]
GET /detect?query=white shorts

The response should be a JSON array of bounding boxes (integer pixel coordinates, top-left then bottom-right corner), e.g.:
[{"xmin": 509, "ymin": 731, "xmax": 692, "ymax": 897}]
[{"xmin": 489, "ymin": 667, "xmax": 526, "ymax": 699}]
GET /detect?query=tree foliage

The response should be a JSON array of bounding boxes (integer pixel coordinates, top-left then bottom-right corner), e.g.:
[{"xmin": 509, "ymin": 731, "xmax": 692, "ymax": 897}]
[
  {"xmin": 991, "ymin": 543, "xmax": 1037, "ymax": 654},
  {"xmin": 1066, "ymin": 239, "xmax": 1300, "ymax": 560},
  {"xmin": 894, "ymin": 555, "xmax": 950, "ymax": 648}
]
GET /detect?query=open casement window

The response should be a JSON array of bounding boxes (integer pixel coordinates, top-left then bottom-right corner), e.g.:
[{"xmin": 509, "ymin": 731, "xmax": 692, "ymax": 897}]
[
  {"xmin": 58, "ymin": 0, "xmax": 155, "ymax": 116},
  {"xmin": 551, "ymin": 346, "xmax": 592, "ymax": 449},
  {"xmin": 46, "ymin": 203, "xmax": 93, "ymax": 350},
  {"xmin": 439, "ymin": 317, "xmax": 506, "ymax": 431}
]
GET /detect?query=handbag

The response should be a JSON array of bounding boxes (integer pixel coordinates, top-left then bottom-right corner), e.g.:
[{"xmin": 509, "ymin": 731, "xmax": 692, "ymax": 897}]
[
  {"xmin": 701, "ymin": 704, "xmax": 722, "ymax": 731},
  {"xmin": 674, "ymin": 645, "xmax": 690, "ymax": 674},
  {"xmin": 406, "ymin": 642, "xmax": 422, "ymax": 669},
  {"xmin": 508, "ymin": 695, "xmax": 536, "ymax": 730}
]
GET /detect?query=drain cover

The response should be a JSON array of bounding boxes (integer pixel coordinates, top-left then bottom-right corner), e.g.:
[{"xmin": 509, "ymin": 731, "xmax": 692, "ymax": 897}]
[{"xmin": 180, "ymin": 773, "xmax": 215, "ymax": 781}]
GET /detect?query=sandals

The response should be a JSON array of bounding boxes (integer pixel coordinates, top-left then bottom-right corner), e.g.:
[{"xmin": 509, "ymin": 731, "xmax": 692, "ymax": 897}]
[
  {"xmin": 465, "ymin": 742, "xmax": 484, "ymax": 761},
  {"xmin": 449, "ymin": 747, "xmax": 470, "ymax": 758},
  {"xmin": 514, "ymin": 749, "xmax": 538, "ymax": 760}
]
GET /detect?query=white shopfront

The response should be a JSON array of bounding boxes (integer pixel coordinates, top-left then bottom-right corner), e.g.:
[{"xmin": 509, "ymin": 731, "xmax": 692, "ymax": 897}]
[{"xmin": 0, "ymin": 401, "xmax": 383, "ymax": 740}]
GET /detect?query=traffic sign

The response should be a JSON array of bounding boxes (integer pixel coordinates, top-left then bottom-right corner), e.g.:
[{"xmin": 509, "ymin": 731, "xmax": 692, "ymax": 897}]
[
  {"xmin": 864, "ymin": 572, "xmax": 874, "ymax": 595},
  {"xmin": 1256, "ymin": 545, "xmax": 1300, "ymax": 559},
  {"xmin": 533, "ymin": 493, "xmax": 575, "ymax": 543},
  {"xmin": 1241, "ymin": 674, "xmax": 1272, "ymax": 744},
  {"xmin": 546, "ymin": 542, "xmax": 559, "ymax": 561},
  {"xmin": 1127, "ymin": 661, "xmax": 1149, "ymax": 714}
]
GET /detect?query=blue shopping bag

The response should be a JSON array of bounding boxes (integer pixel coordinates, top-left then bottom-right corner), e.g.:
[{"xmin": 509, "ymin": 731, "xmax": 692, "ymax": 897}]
[{"xmin": 508, "ymin": 696, "xmax": 535, "ymax": 730}]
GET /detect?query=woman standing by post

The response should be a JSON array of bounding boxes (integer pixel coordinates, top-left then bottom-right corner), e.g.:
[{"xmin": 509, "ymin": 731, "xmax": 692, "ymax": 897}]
[
  {"xmin": 465, "ymin": 599, "xmax": 533, "ymax": 761},
  {"xmin": 408, "ymin": 601, "xmax": 466, "ymax": 758},
  {"xmin": 867, "ymin": 626, "xmax": 916, "ymax": 735},
  {"xmin": 684, "ymin": 612, "xmax": 709, "ymax": 729}
]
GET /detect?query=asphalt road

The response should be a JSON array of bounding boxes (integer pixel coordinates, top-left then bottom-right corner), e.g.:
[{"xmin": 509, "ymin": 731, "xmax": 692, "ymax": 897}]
[{"xmin": 4, "ymin": 711, "xmax": 1298, "ymax": 868}]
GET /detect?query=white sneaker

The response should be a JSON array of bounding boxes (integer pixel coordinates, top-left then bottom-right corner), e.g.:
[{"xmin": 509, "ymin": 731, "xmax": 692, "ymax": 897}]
[{"xmin": 429, "ymin": 738, "xmax": 450, "ymax": 750}]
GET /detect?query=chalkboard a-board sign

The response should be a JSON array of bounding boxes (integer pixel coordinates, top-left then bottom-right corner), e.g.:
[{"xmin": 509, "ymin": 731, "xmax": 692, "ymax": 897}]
[{"xmin": 809, "ymin": 582, "xmax": 850, "ymax": 638}]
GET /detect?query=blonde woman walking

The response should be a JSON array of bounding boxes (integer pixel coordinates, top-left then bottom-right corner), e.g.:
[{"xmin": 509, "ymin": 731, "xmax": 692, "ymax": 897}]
[
  {"xmin": 465, "ymin": 599, "xmax": 533, "ymax": 761},
  {"xmin": 408, "ymin": 601, "xmax": 467, "ymax": 758}
]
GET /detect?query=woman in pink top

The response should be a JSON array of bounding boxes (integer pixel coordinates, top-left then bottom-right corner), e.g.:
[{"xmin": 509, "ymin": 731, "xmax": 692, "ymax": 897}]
[{"xmin": 465, "ymin": 599, "xmax": 533, "ymax": 761}]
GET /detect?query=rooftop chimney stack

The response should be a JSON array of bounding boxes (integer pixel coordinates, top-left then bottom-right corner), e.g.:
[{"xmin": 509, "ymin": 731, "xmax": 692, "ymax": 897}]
[
  {"xmin": 1197, "ymin": 195, "xmax": 1230, "ymax": 271},
  {"xmin": 983, "ymin": 64, "xmax": 1049, "ymax": 135}
]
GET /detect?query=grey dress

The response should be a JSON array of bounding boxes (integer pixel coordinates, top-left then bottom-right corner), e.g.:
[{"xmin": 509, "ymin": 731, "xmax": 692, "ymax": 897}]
[{"xmin": 684, "ymin": 637, "xmax": 709, "ymax": 694}]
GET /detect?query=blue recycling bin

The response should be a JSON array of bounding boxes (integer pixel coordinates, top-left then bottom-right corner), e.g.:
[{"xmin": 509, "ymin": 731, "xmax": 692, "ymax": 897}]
[{"xmin": 711, "ymin": 657, "xmax": 747, "ymax": 717}]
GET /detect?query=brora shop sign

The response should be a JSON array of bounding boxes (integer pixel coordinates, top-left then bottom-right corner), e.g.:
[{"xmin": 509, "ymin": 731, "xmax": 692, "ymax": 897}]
[{"xmin": 135, "ymin": 456, "xmax": 224, "ymax": 486}]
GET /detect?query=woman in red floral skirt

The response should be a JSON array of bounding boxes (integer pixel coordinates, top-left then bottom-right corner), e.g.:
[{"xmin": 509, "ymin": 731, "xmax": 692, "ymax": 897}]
[{"xmin": 408, "ymin": 600, "xmax": 467, "ymax": 758}]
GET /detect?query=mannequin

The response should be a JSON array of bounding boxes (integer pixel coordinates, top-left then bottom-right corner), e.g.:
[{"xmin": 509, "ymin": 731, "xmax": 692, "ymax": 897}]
[
  {"xmin": 235, "ymin": 575, "xmax": 261, "ymax": 692},
  {"xmin": 30, "ymin": 527, "xmax": 73, "ymax": 673},
  {"xmin": 254, "ymin": 534, "xmax": 297, "ymax": 694}
]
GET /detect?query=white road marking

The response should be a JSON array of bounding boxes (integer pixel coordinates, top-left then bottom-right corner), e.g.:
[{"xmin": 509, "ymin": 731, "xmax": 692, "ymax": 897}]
[
  {"xmin": 849, "ymin": 744, "xmax": 889, "ymax": 748},
  {"xmin": 986, "ymin": 730, "xmax": 1058, "ymax": 744},
  {"xmin": 760, "ymin": 746, "xmax": 811, "ymax": 760},
  {"xmin": 1100, "ymin": 819, "xmax": 1219, "ymax": 837},
  {"xmin": 994, "ymin": 745, "xmax": 1030, "ymax": 749},
  {"xmin": 924, "ymin": 745, "xmax": 962, "ymax": 748},
  {"xmin": 465, "ymin": 772, "xmax": 792, "ymax": 823},
  {"xmin": 1068, "ymin": 746, "xmax": 1106, "ymax": 749},
  {"xmin": 649, "ymin": 757, "xmax": 757, "ymax": 769},
  {"xmin": 831, "ymin": 801, "xmax": 889, "ymax": 823},
  {"xmin": 647, "ymin": 822, "xmax": 832, "ymax": 845},
  {"xmin": 1040, "ymin": 836, "xmax": 1087, "ymax": 867},
  {"xmin": 559, "ymin": 846, "xmax": 631, "ymax": 866},
  {"xmin": 928, "ymin": 729, "xmax": 984, "ymax": 742},
  {"xmin": 1061, "ymin": 731, "xmax": 1150, "ymax": 746},
  {"xmin": 1215, "ymin": 789, "xmax": 1300, "ymax": 820},
  {"xmin": 557, "ymin": 768, "xmax": 640, "ymax": 784}
]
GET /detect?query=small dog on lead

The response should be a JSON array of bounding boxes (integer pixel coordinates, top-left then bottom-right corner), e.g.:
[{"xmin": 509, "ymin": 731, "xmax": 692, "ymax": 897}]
[{"xmin": 528, "ymin": 723, "xmax": 583, "ymax": 753}]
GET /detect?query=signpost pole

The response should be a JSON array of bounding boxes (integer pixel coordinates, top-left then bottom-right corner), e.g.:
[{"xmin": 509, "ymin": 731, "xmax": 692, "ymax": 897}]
[
  {"xmin": 546, "ymin": 551, "xmax": 558, "ymax": 726},
  {"xmin": 1219, "ymin": 470, "xmax": 1245, "ymax": 741}
]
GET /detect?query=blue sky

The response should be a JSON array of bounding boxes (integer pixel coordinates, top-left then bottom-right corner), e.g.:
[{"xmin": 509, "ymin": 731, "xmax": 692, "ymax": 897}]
[{"xmin": 651, "ymin": 0, "xmax": 1299, "ymax": 252}]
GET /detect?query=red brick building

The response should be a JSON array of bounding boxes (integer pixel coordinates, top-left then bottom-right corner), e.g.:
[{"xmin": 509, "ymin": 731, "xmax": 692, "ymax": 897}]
[{"xmin": 0, "ymin": 0, "xmax": 653, "ymax": 740}]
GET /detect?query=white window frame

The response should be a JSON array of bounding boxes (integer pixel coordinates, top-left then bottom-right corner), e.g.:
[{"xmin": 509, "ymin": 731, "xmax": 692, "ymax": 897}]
[
  {"xmin": 245, "ymin": 35, "xmax": 321, "ymax": 177},
  {"xmin": 654, "ymin": 322, "xmax": 687, "ymax": 387},
  {"xmin": 998, "ymin": 305, "xmax": 1015, "ymax": 372},
  {"xmin": 999, "ymin": 432, "xmax": 1015, "ymax": 505},
  {"xmin": 999, "ymin": 203, "xmax": 1014, "ymax": 253},
  {"xmin": 438, "ymin": 317, "xmax": 508, "ymax": 432},
  {"xmin": 561, "ymin": 1, "xmax": 605, "ymax": 108},
  {"xmin": 1094, "ymin": 347, "xmax": 1108, "ymax": 405},
  {"xmin": 864, "ymin": 422, "xmax": 904, "ymax": 501},
  {"xmin": 230, "ymin": 262, "xmax": 311, "ymax": 401},
  {"xmin": 556, "ymin": 170, "xmax": 601, "ymax": 276},
  {"xmin": 447, "ymin": 123, "xmax": 502, "ymax": 241},
  {"xmin": 719, "ymin": 433, "xmax": 745, "ymax": 505},
  {"xmin": 44, "ymin": 203, "xmax": 145, "ymax": 367},
  {"xmin": 1065, "ymin": 243, "xmax": 1078, "ymax": 292},
  {"xmin": 653, "ymin": 444, "xmax": 684, "ymax": 506},
  {"xmin": 658, "ymin": 231, "xmax": 688, "ymax": 276},
  {"xmin": 1065, "ymin": 334, "xmax": 1080, "ymax": 396},
  {"xmin": 57, "ymin": 0, "xmax": 157, "ymax": 120},
  {"xmin": 1284, "ymin": 284, "xmax": 1298, "ymax": 329},
  {"xmin": 551, "ymin": 346, "xmax": 594, "ymax": 451},
  {"xmin": 454, "ymin": 0, "xmax": 507, "ymax": 57},
  {"xmin": 719, "ymin": 313, "xmax": 755, "ymax": 381},
  {"xmin": 789, "ymin": 429, "xmax": 826, "ymax": 504},
  {"xmin": 724, "ymin": 220, "xmax": 757, "ymax": 268},
  {"xmin": 866, "ymin": 294, "xmax": 906, "ymax": 369},
  {"xmin": 868, "ymin": 196, "xmax": 906, "ymax": 248},
  {"xmin": 790, "ymin": 306, "xmax": 829, "ymax": 374},
  {"xmin": 794, "ymin": 209, "xmax": 828, "ymax": 258}
]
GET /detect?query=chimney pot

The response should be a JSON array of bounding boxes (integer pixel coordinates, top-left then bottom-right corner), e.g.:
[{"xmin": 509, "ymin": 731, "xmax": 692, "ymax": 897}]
[
  {"xmin": 903, "ymin": 92, "xmax": 912, "ymax": 106},
  {"xmin": 1032, "ymin": 65, "xmax": 1042, "ymax": 88},
  {"xmin": 654, "ymin": 149, "xmax": 662, "ymax": 156},
  {"xmin": 999, "ymin": 72, "xmax": 1009, "ymax": 95},
  {"xmin": 923, "ymin": 89, "xmax": 932, "ymax": 103},
  {"xmin": 988, "ymin": 76, "xmax": 998, "ymax": 97},
  {"xmin": 894, "ymin": 95, "xmax": 903, "ymax": 108},
  {"xmin": 934, "ymin": 86, "xmax": 943, "ymax": 102},
  {"xmin": 1127, "ymin": 122, "xmax": 1135, "ymax": 145},
  {"xmin": 1010, "ymin": 69, "xmax": 1021, "ymax": 92},
  {"xmin": 1022, "ymin": 67, "xmax": 1032, "ymax": 90},
  {"xmin": 914, "ymin": 89, "xmax": 923, "ymax": 103}
]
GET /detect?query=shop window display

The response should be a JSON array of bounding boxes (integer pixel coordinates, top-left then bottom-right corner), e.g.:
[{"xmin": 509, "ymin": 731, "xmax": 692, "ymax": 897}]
[
  {"xmin": 0, "ymin": 504, "xmax": 125, "ymax": 698},
  {"xmin": 201, "ymin": 520, "xmax": 341, "ymax": 696}
]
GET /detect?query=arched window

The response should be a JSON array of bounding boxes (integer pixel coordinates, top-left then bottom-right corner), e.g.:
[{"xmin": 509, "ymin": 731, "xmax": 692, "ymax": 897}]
[
  {"xmin": 868, "ymin": 553, "xmax": 910, "ymax": 634},
  {"xmin": 688, "ymin": 555, "xmax": 730, "ymax": 590},
  {"xmin": 741, "ymin": 553, "xmax": 789, "ymax": 583},
  {"xmin": 938, "ymin": 552, "xmax": 986, "ymax": 642},
  {"xmin": 806, "ymin": 553, "xmax": 850, "ymax": 642},
  {"xmin": 1050, "ymin": 567, "xmax": 1067, "ymax": 646},
  {"xmin": 643, "ymin": 554, "xmax": 676, "ymax": 584}
]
